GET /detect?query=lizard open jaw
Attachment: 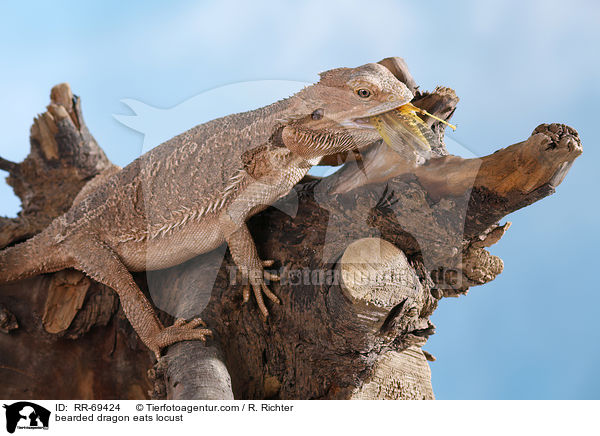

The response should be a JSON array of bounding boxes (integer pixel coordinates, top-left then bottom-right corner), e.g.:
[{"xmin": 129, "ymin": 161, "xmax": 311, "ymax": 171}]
[{"xmin": 344, "ymin": 101, "xmax": 406, "ymax": 130}]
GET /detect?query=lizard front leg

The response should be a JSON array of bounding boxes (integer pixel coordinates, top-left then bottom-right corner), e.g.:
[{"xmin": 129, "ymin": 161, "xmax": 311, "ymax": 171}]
[
  {"xmin": 219, "ymin": 144, "xmax": 305, "ymax": 317},
  {"xmin": 224, "ymin": 222, "xmax": 280, "ymax": 319}
]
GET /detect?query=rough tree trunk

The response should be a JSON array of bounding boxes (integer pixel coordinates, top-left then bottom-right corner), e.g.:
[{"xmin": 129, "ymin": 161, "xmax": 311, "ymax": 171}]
[{"xmin": 0, "ymin": 58, "xmax": 582, "ymax": 399}]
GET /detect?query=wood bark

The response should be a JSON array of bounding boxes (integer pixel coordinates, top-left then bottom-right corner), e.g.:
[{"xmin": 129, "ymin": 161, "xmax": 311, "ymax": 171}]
[{"xmin": 0, "ymin": 59, "xmax": 582, "ymax": 399}]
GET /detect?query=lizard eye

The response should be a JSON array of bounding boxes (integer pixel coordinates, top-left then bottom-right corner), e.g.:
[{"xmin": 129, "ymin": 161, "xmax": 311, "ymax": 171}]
[{"xmin": 356, "ymin": 88, "xmax": 371, "ymax": 98}]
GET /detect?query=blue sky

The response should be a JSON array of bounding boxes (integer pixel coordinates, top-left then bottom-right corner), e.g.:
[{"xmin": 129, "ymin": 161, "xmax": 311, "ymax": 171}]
[{"xmin": 1, "ymin": 0, "xmax": 598, "ymax": 399}]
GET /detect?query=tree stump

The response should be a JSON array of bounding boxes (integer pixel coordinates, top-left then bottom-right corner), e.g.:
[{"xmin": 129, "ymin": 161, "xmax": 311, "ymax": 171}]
[{"xmin": 0, "ymin": 58, "xmax": 582, "ymax": 399}]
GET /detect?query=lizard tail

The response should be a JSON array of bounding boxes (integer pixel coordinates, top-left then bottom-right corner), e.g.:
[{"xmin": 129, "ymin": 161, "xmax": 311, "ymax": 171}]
[{"xmin": 0, "ymin": 227, "xmax": 71, "ymax": 283}]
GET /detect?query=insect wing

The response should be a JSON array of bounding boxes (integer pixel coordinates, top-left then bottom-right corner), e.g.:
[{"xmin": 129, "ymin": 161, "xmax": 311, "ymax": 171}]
[{"xmin": 372, "ymin": 109, "xmax": 437, "ymax": 161}]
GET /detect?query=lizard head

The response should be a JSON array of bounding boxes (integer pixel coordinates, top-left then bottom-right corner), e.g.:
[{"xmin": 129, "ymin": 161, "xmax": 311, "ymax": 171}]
[{"xmin": 281, "ymin": 62, "xmax": 413, "ymax": 161}]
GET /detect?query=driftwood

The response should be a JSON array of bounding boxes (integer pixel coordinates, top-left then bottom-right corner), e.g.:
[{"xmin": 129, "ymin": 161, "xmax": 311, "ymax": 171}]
[{"xmin": 0, "ymin": 58, "xmax": 581, "ymax": 399}]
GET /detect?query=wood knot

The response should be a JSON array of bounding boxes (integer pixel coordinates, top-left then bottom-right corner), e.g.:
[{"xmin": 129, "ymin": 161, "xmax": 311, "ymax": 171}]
[
  {"xmin": 340, "ymin": 238, "xmax": 421, "ymax": 309},
  {"xmin": 338, "ymin": 238, "xmax": 426, "ymax": 333},
  {"xmin": 0, "ymin": 304, "xmax": 19, "ymax": 333}
]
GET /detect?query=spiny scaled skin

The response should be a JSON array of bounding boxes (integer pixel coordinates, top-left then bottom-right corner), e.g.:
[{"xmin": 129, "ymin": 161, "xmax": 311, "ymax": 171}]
[{"xmin": 0, "ymin": 63, "xmax": 413, "ymax": 359}]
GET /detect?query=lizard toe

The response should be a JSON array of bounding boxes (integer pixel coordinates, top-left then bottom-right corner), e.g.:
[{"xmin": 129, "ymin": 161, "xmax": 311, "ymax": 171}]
[
  {"xmin": 172, "ymin": 317, "xmax": 207, "ymax": 329},
  {"xmin": 261, "ymin": 281, "xmax": 280, "ymax": 304},
  {"xmin": 186, "ymin": 317, "xmax": 208, "ymax": 328},
  {"xmin": 173, "ymin": 318, "xmax": 187, "ymax": 327},
  {"xmin": 242, "ymin": 284, "xmax": 251, "ymax": 303},
  {"xmin": 251, "ymin": 282, "xmax": 270, "ymax": 319},
  {"xmin": 264, "ymin": 270, "xmax": 280, "ymax": 282}
]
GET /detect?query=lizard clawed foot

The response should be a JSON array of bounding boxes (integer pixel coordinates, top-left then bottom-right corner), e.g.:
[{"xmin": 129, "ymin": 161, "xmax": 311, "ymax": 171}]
[
  {"xmin": 150, "ymin": 317, "xmax": 212, "ymax": 360},
  {"xmin": 241, "ymin": 262, "xmax": 281, "ymax": 319}
]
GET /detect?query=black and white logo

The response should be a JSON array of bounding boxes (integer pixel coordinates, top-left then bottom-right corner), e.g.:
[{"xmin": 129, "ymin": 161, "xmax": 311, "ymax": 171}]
[{"xmin": 3, "ymin": 402, "xmax": 50, "ymax": 433}]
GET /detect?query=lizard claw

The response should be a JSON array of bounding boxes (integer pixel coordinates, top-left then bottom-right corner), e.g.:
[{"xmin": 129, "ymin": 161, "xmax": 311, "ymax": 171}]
[
  {"xmin": 172, "ymin": 318, "xmax": 186, "ymax": 327},
  {"xmin": 264, "ymin": 271, "xmax": 280, "ymax": 282},
  {"xmin": 260, "ymin": 281, "xmax": 281, "ymax": 304},
  {"xmin": 262, "ymin": 259, "xmax": 275, "ymax": 267},
  {"xmin": 184, "ymin": 318, "xmax": 208, "ymax": 328},
  {"xmin": 172, "ymin": 317, "xmax": 207, "ymax": 328},
  {"xmin": 243, "ymin": 283, "xmax": 251, "ymax": 303}
]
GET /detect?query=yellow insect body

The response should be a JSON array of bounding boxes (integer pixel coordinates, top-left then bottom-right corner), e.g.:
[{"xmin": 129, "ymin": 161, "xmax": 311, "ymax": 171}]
[{"xmin": 371, "ymin": 103, "xmax": 456, "ymax": 163}]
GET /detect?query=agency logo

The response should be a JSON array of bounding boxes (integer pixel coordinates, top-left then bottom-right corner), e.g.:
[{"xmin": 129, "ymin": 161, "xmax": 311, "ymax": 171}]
[{"xmin": 2, "ymin": 402, "xmax": 50, "ymax": 433}]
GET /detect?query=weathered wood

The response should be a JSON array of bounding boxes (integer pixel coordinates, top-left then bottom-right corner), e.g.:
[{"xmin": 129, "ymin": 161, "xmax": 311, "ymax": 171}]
[
  {"xmin": 42, "ymin": 270, "xmax": 90, "ymax": 334},
  {"xmin": 163, "ymin": 342, "xmax": 234, "ymax": 400},
  {"xmin": 338, "ymin": 238, "xmax": 424, "ymax": 334},
  {"xmin": 0, "ymin": 303, "xmax": 18, "ymax": 334},
  {"xmin": 327, "ymin": 123, "xmax": 581, "ymax": 295},
  {"xmin": 0, "ymin": 276, "xmax": 151, "ymax": 399},
  {"xmin": 0, "ymin": 83, "xmax": 115, "ymax": 248},
  {"xmin": 0, "ymin": 85, "xmax": 151, "ymax": 399},
  {"xmin": 351, "ymin": 347, "xmax": 434, "ymax": 400},
  {"xmin": 339, "ymin": 238, "xmax": 435, "ymax": 400}
]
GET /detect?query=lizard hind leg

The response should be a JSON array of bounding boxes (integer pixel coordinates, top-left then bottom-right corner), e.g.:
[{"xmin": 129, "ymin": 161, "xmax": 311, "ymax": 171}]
[
  {"xmin": 0, "ymin": 229, "xmax": 74, "ymax": 284},
  {"xmin": 66, "ymin": 237, "xmax": 211, "ymax": 359}
]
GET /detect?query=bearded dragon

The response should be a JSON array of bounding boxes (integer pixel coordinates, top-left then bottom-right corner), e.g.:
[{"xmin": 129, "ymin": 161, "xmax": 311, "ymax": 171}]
[{"xmin": 0, "ymin": 62, "xmax": 414, "ymax": 359}]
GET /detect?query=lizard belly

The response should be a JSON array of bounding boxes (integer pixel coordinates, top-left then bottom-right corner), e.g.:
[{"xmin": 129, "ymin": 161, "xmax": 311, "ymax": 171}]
[{"xmin": 116, "ymin": 216, "xmax": 225, "ymax": 271}]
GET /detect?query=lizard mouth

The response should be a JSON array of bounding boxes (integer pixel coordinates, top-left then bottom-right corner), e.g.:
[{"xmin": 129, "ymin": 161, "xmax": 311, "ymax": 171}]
[
  {"xmin": 345, "ymin": 101, "xmax": 406, "ymax": 130},
  {"xmin": 350, "ymin": 117, "xmax": 376, "ymax": 129}
]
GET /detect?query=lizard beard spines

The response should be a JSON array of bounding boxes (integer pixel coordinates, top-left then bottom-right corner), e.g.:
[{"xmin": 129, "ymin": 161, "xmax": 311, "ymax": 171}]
[{"xmin": 290, "ymin": 125, "xmax": 357, "ymax": 155}]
